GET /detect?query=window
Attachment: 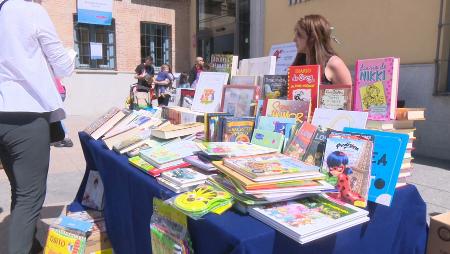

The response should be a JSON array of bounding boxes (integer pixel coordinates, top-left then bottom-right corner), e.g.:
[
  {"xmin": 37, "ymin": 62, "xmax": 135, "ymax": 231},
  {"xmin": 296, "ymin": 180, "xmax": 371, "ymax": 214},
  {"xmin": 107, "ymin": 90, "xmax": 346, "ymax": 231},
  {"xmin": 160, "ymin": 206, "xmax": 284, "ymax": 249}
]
[
  {"xmin": 73, "ymin": 15, "xmax": 116, "ymax": 70},
  {"xmin": 435, "ymin": 0, "xmax": 450, "ymax": 94},
  {"xmin": 140, "ymin": 23, "xmax": 172, "ymax": 68}
]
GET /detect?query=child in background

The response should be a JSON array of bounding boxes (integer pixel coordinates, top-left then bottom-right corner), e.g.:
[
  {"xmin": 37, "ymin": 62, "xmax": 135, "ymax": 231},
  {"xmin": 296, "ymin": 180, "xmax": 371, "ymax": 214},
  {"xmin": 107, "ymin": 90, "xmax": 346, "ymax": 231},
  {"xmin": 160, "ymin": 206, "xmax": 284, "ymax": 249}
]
[
  {"xmin": 178, "ymin": 73, "xmax": 190, "ymax": 88},
  {"xmin": 153, "ymin": 64, "xmax": 174, "ymax": 106}
]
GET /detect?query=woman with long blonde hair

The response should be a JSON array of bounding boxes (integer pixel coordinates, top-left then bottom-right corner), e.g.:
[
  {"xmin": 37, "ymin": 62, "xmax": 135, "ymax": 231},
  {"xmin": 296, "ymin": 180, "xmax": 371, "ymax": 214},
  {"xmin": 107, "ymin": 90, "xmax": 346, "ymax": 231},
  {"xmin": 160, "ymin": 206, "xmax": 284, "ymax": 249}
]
[{"xmin": 292, "ymin": 14, "xmax": 352, "ymax": 85}]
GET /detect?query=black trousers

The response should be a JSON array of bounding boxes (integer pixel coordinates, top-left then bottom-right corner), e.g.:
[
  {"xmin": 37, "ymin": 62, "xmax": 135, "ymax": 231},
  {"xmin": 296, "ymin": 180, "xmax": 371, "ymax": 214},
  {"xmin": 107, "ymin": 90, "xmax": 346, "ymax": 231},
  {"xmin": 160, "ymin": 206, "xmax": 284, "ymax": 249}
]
[{"xmin": 0, "ymin": 112, "xmax": 50, "ymax": 254}]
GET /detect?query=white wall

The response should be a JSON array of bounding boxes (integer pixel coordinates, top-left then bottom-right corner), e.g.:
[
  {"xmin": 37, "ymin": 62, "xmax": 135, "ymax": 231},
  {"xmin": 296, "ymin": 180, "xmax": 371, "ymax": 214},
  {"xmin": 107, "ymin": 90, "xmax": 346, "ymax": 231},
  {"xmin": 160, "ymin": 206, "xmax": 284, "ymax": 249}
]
[{"xmin": 63, "ymin": 71, "xmax": 134, "ymax": 116}]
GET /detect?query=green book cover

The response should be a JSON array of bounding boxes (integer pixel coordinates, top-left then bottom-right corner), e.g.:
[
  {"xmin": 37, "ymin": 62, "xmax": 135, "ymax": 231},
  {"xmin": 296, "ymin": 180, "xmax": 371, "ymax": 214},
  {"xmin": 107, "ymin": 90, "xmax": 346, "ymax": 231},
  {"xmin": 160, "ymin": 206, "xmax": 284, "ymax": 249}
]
[
  {"xmin": 129, "ymin": 156, "xmax": 155, "ymax": 172},
  {"xmin": 251, "ymin": 129, "xmax": 284, "ymax": 152}
]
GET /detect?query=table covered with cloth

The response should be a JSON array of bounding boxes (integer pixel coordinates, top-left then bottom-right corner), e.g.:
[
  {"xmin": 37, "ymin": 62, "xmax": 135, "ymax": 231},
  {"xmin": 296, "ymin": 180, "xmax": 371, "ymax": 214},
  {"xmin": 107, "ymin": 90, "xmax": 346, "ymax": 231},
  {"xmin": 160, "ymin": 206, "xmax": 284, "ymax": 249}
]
[{"xmin": 74, "ymin": 132, "xmax": 428, "ymax": 254}]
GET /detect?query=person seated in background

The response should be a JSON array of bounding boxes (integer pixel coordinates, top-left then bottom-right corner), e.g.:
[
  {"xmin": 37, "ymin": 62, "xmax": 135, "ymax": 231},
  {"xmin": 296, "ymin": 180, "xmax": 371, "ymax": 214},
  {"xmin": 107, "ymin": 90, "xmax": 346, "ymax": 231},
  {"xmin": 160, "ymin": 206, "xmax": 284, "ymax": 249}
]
[
  {"xmin": 134, "ymin": 56, "xmax": 155, "ymax": 91},
  {"xmin": 153, "ymin": 64, "xmax": 174, "ymax": 106},
  {"xmin": 292, "ymin": 14, "xmax": 352, "ymax": 85},
  {"xmin": 178, "ymin": 72, "xmax": 190, "ymax": 88}
]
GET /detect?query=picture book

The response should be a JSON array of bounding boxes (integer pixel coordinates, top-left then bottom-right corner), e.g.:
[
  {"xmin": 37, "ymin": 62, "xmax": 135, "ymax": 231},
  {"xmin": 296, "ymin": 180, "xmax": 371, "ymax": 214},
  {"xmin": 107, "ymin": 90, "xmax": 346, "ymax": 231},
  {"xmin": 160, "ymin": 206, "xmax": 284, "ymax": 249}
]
[
  {"xmin": 204, "ymin": 112, "xmax": 233, "ymax": 142},
  {"xmin": 81, "ymin": 170, "xmax": 104, "ymax": 211},
  {"xmin": 263, "ymin": 75, "xmax": 288, "ymax": 99},
  {"xmin": 44, "ymin": 227, "xmax": 86, "ymax": 254},
  {"xmin": 223, "ymin": 153, "xmax": 320, "ymax": 182},
  {"xmin": 343, "ymin": 127, "xmax": 409, "ymax": 206},
  {"xmin": 161, "ymin": 167, "xmax": 208, "ymax": 186},
  {"xmin": 130, "ymin": 155, "xmax": 190, "ymax": 177},
  {"xmin": 230, "ymin": 75, "xmax": 259, "ymax": 86},
  {"xmin": 238, "ymin": 56, "xmax": 276, "ymax": 76},
  {"xmin": 191, "ymin": 72, "xmax": 229, "ymax": 112},
  {"xmin": 251, "ymin": 129, "xmax": 285, "ymax": 152},
  {"xmin": 288, "ymin": 65, "xmax": 320, "ymax": 115},
  {"xmin": 354, "ymin": 57, "xmax": 400, "ymax": 120},
  {"xmin": 284, "ymin": 122, "xmax": 318, "ymax": 161},
  {"xmin": 257, "ymin": 116, "xmax": 296, "ymax": 146},
  {"xmin": 221, "ymin": 85, "xmax": 257, "ymax": 117},
  {"xmin": 220, "ymin": 117, "xmax": 255, "ymax": 142},
  {"xmin": 182, "ymin": 155, "xmax": 216, "ymax": 171},
  {"xmin": 268, "ymin": 42, "xmax": 298, "ymax": 75},
  {"xmin": 321, "ymin": 136, "xmax": 373, "ymax": 207},
  {"xmin": 249, "ymin": 194, "xmax": 369, "ymax": 244},
  {"xmin": 129, "ymin": 156, "xmax": 155, "ymax": 172},
  {"xmin": 140, "ymin": 140, "xmax": 200, "ymax": 166},
  {"xmin": 197, "ymin": 142, "xmax": 277, "ymax": 157},
  {"xmin": 311, "ymin": 108, "xmax": 368, "ymax": 131},
  {"xmin": 210, "ymin": 54, "xmax": 238, "ymax": 78},
  {"xmin": 262, "ymin": 99, "xmax": 311, "ymax": 123},
  {"xmin": 318, "ymin": 84, "xmax": 353, "ymax": 110},
  {"xmin": 302, "ymin": 126, "xmax": 331, "ymax": 167},
  {"xmin": 157, "ymin": 177, "xmax": 199, "ymax": 193}
]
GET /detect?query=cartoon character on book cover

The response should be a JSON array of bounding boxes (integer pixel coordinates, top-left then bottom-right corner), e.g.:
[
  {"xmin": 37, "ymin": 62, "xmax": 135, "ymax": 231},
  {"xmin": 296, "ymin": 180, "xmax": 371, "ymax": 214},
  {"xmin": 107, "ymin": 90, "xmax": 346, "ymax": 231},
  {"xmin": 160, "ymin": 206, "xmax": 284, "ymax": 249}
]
[
  {"xmin": 359, "ymin": 81, "xmax": 387, "ymax": 111},
  {"xmin": 200, "ymin": 89, "xmax": 215, "ymax": 104}
]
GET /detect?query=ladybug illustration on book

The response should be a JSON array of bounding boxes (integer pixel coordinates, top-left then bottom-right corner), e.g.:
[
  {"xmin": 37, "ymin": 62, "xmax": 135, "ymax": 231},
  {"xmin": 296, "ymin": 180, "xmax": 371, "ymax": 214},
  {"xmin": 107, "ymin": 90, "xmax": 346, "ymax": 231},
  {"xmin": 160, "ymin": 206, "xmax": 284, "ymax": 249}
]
[{"xmin": 326, "ymin": 151, "xmax": 366, "ymax": 207}]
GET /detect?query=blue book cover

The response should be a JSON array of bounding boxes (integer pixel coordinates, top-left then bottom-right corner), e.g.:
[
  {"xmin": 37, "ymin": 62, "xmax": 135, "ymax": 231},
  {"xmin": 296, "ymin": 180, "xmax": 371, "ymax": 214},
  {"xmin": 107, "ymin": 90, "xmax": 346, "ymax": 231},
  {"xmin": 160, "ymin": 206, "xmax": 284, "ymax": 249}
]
[
  {"xmin": 59, "ymin": 216, "xmax": 92, "ymax": 233},
  {"xmin": 343, "ymin": 127, "xmax": 409, "ymax": 206}
]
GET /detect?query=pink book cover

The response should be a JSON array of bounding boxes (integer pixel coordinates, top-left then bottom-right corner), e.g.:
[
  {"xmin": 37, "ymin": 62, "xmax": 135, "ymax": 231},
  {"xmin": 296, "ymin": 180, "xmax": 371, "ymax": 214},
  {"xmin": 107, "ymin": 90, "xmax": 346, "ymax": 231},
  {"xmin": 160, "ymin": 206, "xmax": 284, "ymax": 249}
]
[{"xmin": 353, "ymin": 57, "xmax": 400, "ymax": 120}]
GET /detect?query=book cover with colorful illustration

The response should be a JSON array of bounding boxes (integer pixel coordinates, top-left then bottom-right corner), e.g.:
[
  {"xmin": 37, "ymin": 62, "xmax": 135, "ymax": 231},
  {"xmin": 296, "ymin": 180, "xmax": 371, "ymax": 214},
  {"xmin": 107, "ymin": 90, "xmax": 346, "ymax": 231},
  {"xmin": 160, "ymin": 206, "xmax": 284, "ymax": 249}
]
[
  {"xmin": 197, "ymin": 142, "xmax": 277, "ymax": 157},
  {"xmin": 161, "ymin": 167, "xmax": 207, "ymax": 186},
  {"xmin": 44, "ymin": 227, "xmax": 86, "ymax": 254},
  {"xmin": 140, "ymin": 140, "xmax": 200, "ymax": 165},
  {"xmin": 321, "ymin": 136, "xmax": 373, "ymax": 207},
  {"xmin": 343, "ymin": 127, "xmax": 409, "ymax": 206},
  {"xmin": 287, "ymin": 65, "xmax": 320, "ymax": 115},
  {"xmin": 223, "ymin": 153, "xmax": 320, "ymax": 181},
  {"xmin": 303, "ymin": 126, "xmax": 331, "ymax": 167},
  {"xmin": 251, "ymin": 129, "xmax": 285, "ymax": 152},
  {"xmin": 191, "ymin": 72, "xmax": 229, "ymax": 113},
  {"xmin": 249, "ymin": 194, "xmax": 369, "ymax": 244},
  {"xmin": 220, "ymin": 117, "xmax": 255, "ymax": 142},
  {"xmin": 263, "ymin": 75, "xmax": 288, "ymax": 99},
  {"xmin": 262, "ymin": 99, "xmax": 310, "ymax": 123},
  {"xmin": 318, "ymin": 84, "xmax": 352, "ymax": 110},
  {"xmin": 354, "ymin": 57, "xmax": 400, "ymax": 120},
  {"xmin": 284, "ymin": 122, "xmax": 318, "ymax": 161},
  {"xmin": 204, "ymin": 112, "xmax": 233, "ymax": 142}
]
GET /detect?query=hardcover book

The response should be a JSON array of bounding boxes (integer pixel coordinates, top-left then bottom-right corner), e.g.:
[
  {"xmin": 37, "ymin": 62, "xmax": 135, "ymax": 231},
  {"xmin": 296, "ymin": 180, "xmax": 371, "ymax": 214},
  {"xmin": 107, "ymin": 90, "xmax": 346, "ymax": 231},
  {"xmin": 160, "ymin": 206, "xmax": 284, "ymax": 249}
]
[
  {"xmin": 220, "ymin": 117, "xmax": 255, "ymax": 142},
  {"xmin": 343, "ymin": 127, "xmax": 409, "ymax": 206},
  {"xmin": 251, "ymin": 129, "xmax": 285, "ymax": 152},
  {"xmin": 161, "ymin": 167, "xmax": 208, "ymax": 186},
  {"xmin": 288, "ymin": 65, "xmax": 320, "ymax": 115},
  {"xmin": 284, "ymin": 122, "xmax": 317, "ymax": 161},
  {"xmin": 151, "ymin": 122, "xmax": 204, "ymax": 140},
  {"xmin": 221, "ymin": 85, "xmax": 257, "ymax": 117},
  {"xmin": 204, "ymin": 112, "xmax": 233, "ymax": 142},
  {"xmin": 311, "ymin": 108, "xmax": 368, "ymax": 131},
  {"xmin": 318, "ymin": 84, "xmax": 352, "ymax": 110},
  {"xmin": 302, "ymin": 126, "xmax": 331, "ymax": 167},
  {"xmin": 262, "ymin": 99, "xmax": 311, "ymax": 123},
  {"xmin": 139, "ymin": 140, "xmax": 200, "ymax": 167},
  {"xmin": 263, "ymin": 75, "xmax": 288, "ymax": 99},
  {"xmin": 354, "ymin": 57, "xmax": 400, "ymax": 120},
  {"xmin": 321, "ymin": 136, "xmax": 373, "ymax": 207},
  {"xmin": 191, "ymin": 72, "xmax": 229, "ymax": 112},
  {"xmin": 223, "ymin": 153, "xmax": 320, "ymax": 182}
]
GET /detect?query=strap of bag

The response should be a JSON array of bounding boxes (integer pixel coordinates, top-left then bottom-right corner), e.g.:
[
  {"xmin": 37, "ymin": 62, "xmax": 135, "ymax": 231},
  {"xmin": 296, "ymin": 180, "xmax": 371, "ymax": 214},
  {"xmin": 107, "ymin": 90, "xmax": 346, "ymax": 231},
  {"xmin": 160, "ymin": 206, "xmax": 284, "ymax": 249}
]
[{"xmin": 0, "ymin": 0, "xmax": 10, "ymax": 11}]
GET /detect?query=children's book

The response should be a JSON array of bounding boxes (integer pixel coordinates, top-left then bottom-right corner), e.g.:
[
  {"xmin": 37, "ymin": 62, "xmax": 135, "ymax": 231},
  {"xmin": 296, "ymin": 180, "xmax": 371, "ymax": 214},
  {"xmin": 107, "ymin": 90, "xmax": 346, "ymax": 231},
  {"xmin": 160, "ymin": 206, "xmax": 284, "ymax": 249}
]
[
  {"xmin": 311, "ymin": 108, "xmax": 368, "ymax": 131},
  {"xmin": 191, "ymin": 72, "xmax": 229, "ymax": 112},
  {"xmin": 302, "ymin": 126, "xmax": 331, "ymax": 167},
  {"xmin": 249, "ymin": 194, "xmax": 369, "ymax": 244},
  {"xmin": 161, "ymin": 167, "xmax": 208, "ymax": 186},
  {"xmin": 44, "ymin": 227, "xmax": 86, "ymax": 254},
  {"xmin": 210, "ymin": 54, "xmax": 239, "ymax": 78},
  {"xmin": 223, "ymin": 153, "xmax": 320, "ymax": 182},
  {"xmin": 262, "ymin": 99, "xmax": 311, "ymax": 123},
  {"xmin": 182, "ymin": 155, "xmax": 216, "ymax": 171},
  {"xmin": 81, "ymin": 171, "xmax": 104, "ymax": 210},
  {"xmin": 263, "ymin": 75, "xmax": 288, "ymax": 99},
  {"xmin": 288, "ymin": 65, "xmax": 320, "ymax": 115},
  {"xmin": 354, "ymin": 57, "xmax": 400, "ymax": 120},
  {"xmin": 197, "ymin": 142, "xmax": 277, "ymax": 157},
  {"xmin": 318, "ymin": 84, "xmax": 353, "ymax": 110},
  {"xmin": 343, "ymin": 127, "xmax": 409, "ymax": 206},
  {"xmin": 129, "ymin": 155, "xmax": 190, "ymax": 177},
  {"xmin": 157, "ymin": 177, "xmax": 200, "ymax": 193},
  {"xmin": 221, "ymin": 85, "xmax": 258, "ymax": 117},
  {"xmin": 139, "ymin": 140, "xmax": 200, "ymax": 167},
  {"xmin": 284, "ymin": 122, "xmax": 317, "ymax": 161},
  {"xmin": 220, "ymin": 117, "xmax": 255, "ymax": 142},
  {"xmin": 321, "ymin": 136, "xmax": 373, "ymax": 207},
  {"xmin": 204, "ymin": 112, "xmax": 233, "ymax": 142},
  {"xmin": 251, "ymin": 129, "xmax": 285, "ymax": 152}
]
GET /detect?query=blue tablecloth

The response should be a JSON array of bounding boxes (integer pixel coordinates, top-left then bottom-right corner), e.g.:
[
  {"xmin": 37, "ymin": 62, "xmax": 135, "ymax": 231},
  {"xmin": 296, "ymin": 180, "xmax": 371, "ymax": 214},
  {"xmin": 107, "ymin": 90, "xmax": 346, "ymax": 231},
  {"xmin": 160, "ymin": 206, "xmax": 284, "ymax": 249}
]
[{"xmin": 75, "ymin": 132, "xmax": 428, "ymax": 254}]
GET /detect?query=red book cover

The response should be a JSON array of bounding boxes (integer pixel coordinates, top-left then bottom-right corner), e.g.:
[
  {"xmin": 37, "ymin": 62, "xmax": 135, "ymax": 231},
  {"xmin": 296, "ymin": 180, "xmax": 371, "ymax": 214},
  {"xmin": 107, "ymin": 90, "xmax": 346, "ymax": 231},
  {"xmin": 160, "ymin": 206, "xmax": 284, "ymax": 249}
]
[
  {"xmin": 287, "ymin": 65, "xmax": 321, "ymax": 116},
  {"xmin": 283, "ymin": 122, "xmax": 318, "ymax": 160}
]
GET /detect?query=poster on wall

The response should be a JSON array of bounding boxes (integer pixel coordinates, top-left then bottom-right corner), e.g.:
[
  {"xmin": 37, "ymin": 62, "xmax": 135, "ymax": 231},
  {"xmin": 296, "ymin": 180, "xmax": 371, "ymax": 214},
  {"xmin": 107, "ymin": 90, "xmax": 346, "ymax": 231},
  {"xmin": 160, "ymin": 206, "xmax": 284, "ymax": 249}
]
[
  {"xmin": 78, "ymin": 0, "xmax": 113, "ymax": 25},
  {"xmin": 269, "ymin": 42, "xmax": 298, "ymax": 75},
  {"xmin": 90, "ymin": 42, "xmax": 103, "ymax": 59}
]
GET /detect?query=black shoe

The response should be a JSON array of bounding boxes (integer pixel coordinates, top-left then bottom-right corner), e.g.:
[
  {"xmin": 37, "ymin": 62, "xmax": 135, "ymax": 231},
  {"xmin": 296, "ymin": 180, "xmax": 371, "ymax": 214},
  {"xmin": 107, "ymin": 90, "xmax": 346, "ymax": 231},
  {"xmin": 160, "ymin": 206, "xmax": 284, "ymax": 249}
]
[{"xmin": 53, "ymin": 138, "xmax": 74, "ymax": 148}]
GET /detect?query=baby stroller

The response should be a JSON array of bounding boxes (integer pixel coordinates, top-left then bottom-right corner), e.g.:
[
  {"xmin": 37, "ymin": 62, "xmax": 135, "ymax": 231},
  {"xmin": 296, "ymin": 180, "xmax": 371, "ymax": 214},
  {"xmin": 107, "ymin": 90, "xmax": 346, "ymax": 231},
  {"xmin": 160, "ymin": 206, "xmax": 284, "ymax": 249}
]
[{"xmin": 127, "ymin": 83, "xmax": 154, "ymax": 110}]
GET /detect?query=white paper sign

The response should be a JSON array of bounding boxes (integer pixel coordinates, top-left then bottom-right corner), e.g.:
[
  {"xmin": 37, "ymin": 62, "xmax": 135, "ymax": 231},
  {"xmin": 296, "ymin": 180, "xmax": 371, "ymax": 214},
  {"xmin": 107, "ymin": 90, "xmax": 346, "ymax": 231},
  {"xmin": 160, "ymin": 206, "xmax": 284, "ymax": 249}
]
[
  {"xmin": 90, "ymin": 42, "xmax": 103, "ymax": 60},
  {"xmin": 191, "ymin": 72, "xmax": 229, "ymax": 113},
  {"xmin": 269, "ymin": 42, "xmax": 298, "ymax": 75},
  {"xmin": 312, "ymin": 108, "xmax": 369, "ymax": 131},
  {"xmin": 238, "ymin": 56, "xmax": 276, "ymax": 76}
]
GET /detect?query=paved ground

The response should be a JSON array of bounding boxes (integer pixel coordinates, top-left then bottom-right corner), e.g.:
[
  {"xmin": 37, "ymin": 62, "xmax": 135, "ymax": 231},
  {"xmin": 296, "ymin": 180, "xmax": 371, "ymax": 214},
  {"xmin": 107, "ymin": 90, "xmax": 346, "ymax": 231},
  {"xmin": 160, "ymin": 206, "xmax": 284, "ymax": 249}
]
[{"xmin": 0, "ymin": 115, "xmax": 449, "ymax": 253}]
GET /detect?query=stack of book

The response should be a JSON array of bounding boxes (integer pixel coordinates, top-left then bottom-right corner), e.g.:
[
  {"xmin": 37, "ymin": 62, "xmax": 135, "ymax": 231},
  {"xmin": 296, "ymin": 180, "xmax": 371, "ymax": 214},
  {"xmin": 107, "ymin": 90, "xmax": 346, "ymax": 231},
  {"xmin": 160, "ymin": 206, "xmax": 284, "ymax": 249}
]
[
  {"xmin": 366, "ymin": 108, "xmax": 425, "ymax": 188},
  {"xmin": 157, "ymin": 167, "xmax": 208, "ymax": 193}
]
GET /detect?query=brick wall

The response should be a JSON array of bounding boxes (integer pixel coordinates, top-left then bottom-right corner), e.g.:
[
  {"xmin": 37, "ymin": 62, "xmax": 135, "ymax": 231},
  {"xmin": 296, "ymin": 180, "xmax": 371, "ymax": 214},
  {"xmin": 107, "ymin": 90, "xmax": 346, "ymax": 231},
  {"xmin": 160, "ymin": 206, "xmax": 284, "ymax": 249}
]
[{"xmin": 42, "ymin": 0, "xmax": 192, "ymax": 73}]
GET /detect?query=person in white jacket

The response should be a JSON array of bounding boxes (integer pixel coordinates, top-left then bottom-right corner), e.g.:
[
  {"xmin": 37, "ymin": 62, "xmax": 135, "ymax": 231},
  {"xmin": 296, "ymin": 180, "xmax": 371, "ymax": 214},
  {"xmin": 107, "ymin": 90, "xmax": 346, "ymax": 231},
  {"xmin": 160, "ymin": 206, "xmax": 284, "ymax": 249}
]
[{"xmin": 0, "ymin": 0, "xmax": 76, "ymax": 253}]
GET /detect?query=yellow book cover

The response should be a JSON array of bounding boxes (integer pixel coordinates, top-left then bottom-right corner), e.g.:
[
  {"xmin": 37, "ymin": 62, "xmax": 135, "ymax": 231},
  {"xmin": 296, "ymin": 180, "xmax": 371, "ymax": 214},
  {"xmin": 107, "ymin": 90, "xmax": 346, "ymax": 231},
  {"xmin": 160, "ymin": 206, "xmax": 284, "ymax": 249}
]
[{"xmin": 44, "ymin": 228, "xmax": 86, "ymax": 254}]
